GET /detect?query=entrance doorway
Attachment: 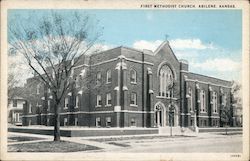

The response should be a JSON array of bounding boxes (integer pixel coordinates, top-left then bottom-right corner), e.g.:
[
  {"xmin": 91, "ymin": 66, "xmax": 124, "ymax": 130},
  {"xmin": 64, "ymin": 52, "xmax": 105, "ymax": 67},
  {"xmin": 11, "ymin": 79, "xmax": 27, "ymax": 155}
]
[
  {"xmin": 155, "ymin": 102, "xmax": 166, "ymax": 127},
  {"xmin": 155, "ymin": 102, "xmax": 178, "ymax": 127}
]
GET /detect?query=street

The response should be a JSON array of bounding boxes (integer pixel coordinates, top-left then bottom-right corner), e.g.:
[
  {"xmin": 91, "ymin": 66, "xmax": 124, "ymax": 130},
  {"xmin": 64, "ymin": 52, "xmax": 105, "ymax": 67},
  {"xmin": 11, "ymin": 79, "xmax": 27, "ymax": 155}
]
[{"xmin": 8, "ymin": 132, "xmax": 242, "ymax": 153}]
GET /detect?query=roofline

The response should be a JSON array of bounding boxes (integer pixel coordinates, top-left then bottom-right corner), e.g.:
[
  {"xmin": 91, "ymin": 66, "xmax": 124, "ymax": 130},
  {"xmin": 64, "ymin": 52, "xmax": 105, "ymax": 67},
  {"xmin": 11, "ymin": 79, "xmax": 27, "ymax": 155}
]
[
  {"xmin": 188, "ymin": 72, "xmax": 232, "ymax": 84},
  {"xmin": 89, "ymin": 46, "xmax": 123, "ymax": 57}
]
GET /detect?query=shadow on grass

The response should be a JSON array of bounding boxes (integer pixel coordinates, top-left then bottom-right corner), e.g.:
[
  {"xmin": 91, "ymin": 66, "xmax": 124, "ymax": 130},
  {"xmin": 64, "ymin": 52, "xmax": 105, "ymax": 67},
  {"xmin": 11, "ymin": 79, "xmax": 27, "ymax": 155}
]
[
  {"xmin": 8, "ymin": 136, "xmax": 45, "ymax": 143},
  {"xmin": 107, "ymin": 142, "xmax": 130, "ymax": 147},
  {"xmin": 8, "ymin": 140, "xmax": 101, "ymax": 152}
]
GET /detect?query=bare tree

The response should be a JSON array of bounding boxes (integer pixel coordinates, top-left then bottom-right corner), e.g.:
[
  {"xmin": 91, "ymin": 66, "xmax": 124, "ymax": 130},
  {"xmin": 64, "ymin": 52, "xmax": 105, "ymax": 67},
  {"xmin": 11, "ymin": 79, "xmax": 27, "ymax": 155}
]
[
  {"xmin": 8, "ymin": 11, "xmax": 102, "ymax": 141},
  {"xmin": 230, "ymin": 81, "xmax": 242, "ymax": 126}
]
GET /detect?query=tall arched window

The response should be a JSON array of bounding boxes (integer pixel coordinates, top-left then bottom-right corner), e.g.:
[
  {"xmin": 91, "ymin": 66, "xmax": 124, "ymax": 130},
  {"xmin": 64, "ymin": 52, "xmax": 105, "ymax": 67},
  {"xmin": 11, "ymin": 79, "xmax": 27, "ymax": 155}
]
[
  {"xmin": 106, "ymin": 69, "xmax": 111, "ymax": 83},
  {"xmin": 212, "ymin": 92, "xmax": 218, "ymax": 113},
  {"xmin": 200, "ymin": 90, "xmax": 206, "ymax": 112},
  {"xmin": 189, "ymin": 88, "xmax": 193, "ymax": 111},
  {"xmin": 96, "ymin": 72, "xmax": 102, "ymax": 84},
  {"xmin": 130, "ymin": 69, "xmax": 137, "ymax": 83},
  {"xmin": 159, "ymin": 65, "xmax": 174, "ymax": 97}
]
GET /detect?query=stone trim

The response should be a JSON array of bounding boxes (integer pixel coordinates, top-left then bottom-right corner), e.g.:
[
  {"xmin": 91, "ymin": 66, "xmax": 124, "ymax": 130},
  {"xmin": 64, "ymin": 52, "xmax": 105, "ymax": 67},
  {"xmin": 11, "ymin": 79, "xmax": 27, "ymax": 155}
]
[
  {"xmin": 73, "ymin": 64, "xmax": 89, "ymax": 69},
  {"xmin": 91, "ymin": 58, "xmax": 119, "ymax": 67},
  {"xmin": 180, "ymin": 70, "xmax": 189, "ymax": 73},
  {"xmin": 185, "ymin": 78, "xmax": 231, "ymax": 88},
  {"xmin": 23, "ymin": 110, "xmax": 155, "ymax": 117},
  {"xmin": 125, "ymin": 58, "xmax": 154, "ymax": 66}
]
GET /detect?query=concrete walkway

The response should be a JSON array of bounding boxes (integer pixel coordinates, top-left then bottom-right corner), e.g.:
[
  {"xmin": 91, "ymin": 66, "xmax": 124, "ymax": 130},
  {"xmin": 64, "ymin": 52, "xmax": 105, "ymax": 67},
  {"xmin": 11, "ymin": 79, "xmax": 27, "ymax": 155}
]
[
  {"xmin": 8, "ymin": 131, "xmax": 242, "ymax": 153},
  {"xmin": 8, "ymin": 132, "xmax": 123, "ymax": 151}
]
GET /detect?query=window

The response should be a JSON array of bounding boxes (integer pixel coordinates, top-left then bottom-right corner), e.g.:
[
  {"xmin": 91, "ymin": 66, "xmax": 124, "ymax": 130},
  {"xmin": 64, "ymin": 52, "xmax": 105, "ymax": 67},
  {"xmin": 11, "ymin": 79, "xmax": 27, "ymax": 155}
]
[
  {"xmin": 96, "ymin": 95, "xmax": 102, "ymax": 107},
  {"xmin": 166, "ymin": 90, "xmax": 173, "ymax": 98},
  {"xmin": 130, "ymin": 69, "xmax": 137, "ymax": 83},
  {"xmin": 75, "ymin": 76, "xmax": 80, "ymax": 88},
  {"xmin": 213, "ymin": 92, "xmax": 218, "ymax": 113},
  {"xmin": 64, "ymin": 118, "xmax": 67, "ymax": 126},
  {"xmin": 106, "ymin": 69, "xmax": 112, "ymax": 83},
  {"xmin": 47, "ymin": 118, "xmax": 49, "ymax": 125},
  {"xmin": 106, "ymin": 117, "xmax": 111, "ymax": 127},
  {"xmin": 13, "ymin": 100, "xmax": 17, "ymax": 107},
  {"xmin": 74, "ymin": 118, "xmax": 78, "ymax": 126},
  {"xmin": 159, "ymin": 65, "xmax": 174, "ymax": 97},
  {"xmin": 64, "ymin": 97, "xmax": 69, "ymax": 109},
  {"xmin": 47, "ymin": 100, "xmax": 50, "ymax": 111},
  {"xmin": 130, "ymin": 92, "xmax": 137, "ymax": 106},
  {"xmin": 189, "ymin": 88, "xmax": 193, "ymax": 111},
  {"xmin": 96, "ymin": 72, "xmax": 102, "ymax": 84},
  {"xmin": 36, "ymin": 84, "xmax": 40, "ymax": 94},
  {"xmin": 200, "ymin": 90, "xmax": 206, "ymax": 112},
  {"xmin": 106, "ymin": 93, "xmax": 111, "ymax": 106},
  {"xmin": 15, "ymin": 113, "xmax": 20, "ymax": 122},
  {"xmin": 223, "ymin": 95, "xmax": 227, "ymax": 105},
  {"xmin": 96, "ymin": 117, "xmax": 101, "ymax": 127},
  {"xmin": 130, "ymin": 118, "xmax": 136, "ymax": 127},
  {"xmin": 75, "ymin": 95, "xmax": 79, "ymax": 108},
  {"xmin": 48, "ymin": 88, "xmax": 51, "ymax": 93},
  {"xmin": 204, "ymin": 120, "xmax": 207, "ymax": 126},
  {"xmin": 29, "ymin": 104, "xmax": 32, "ymax": 113}
]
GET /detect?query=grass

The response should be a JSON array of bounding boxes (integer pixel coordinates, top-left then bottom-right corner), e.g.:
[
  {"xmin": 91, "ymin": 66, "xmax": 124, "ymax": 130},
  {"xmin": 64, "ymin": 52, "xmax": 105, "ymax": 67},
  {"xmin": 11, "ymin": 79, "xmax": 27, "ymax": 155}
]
[
  {"xmin": 8, "ymin": 136, "xmax": 45, "ymax": 143},
  {"xmin": 8, "ymin": 140, "xmax": 101, "ymax": 152}
]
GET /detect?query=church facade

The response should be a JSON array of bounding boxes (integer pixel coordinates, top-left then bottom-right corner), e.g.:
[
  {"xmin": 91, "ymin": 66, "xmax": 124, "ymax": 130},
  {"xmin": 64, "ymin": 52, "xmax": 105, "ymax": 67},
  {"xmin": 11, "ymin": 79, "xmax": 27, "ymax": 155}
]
[{"xmin": 22, "ymin": 41, "xmax": 234, "ymax": 128}]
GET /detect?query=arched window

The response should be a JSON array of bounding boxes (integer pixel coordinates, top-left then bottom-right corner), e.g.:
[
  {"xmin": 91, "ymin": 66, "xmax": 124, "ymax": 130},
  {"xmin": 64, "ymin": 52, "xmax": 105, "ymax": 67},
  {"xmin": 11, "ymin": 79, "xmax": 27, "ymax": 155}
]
[
  {"xmin": 130, "ymin": 92, "xmax": 137, "ymax": 106},
  {"xmin": 106, "ymin": 69, "xmax": 111, "ymax": 83},
  {"xmin": 96, "ymin": 72, "xmax": 102, "ymax": 84},
  {"xmin": 130, "ymin": 69, "xmax": 137, "ymax": 83},
  {"xmin": 64, "ymin": 97, "xmax": 69, "ymax": 109},
  {"xmin": 212, "ymin": 92, "xmax": 218, "ymax": 113},
  {"xmin": 200, "ymin": 90, "xmax": 206, "ymax": 112},
  {"xmin": 36, "ymin": 84, "xmax": 40, "ymax": 95},
  {"xmin": 159, "ymin": 65, "xmax": 174, "ymax": 97},
  {"xmin": 189, "ymin": 88, "xmax": 193, "ymax": 111},
  {"xmin": 75, "ymin": 95, "xmax": 79, "ymax": 108}
]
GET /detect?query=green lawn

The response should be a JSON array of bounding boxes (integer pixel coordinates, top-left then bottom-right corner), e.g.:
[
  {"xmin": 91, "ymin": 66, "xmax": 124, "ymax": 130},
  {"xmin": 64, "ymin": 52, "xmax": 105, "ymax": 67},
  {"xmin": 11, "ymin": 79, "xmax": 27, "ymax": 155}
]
[
  {"xmin": 8, "ymin": 140, "xmax": 101, "ymax": 152},
  {"xmin": 8, "ymin": 136, "xmax": 45, "ymax": 143}
]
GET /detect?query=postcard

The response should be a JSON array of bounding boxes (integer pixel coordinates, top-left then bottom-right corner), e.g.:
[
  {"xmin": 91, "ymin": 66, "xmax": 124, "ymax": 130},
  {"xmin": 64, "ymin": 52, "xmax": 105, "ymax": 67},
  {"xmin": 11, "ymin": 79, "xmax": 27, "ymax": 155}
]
[{"xmin": 1, "ymin": 0, "xmax": 249, "ymax": 161}]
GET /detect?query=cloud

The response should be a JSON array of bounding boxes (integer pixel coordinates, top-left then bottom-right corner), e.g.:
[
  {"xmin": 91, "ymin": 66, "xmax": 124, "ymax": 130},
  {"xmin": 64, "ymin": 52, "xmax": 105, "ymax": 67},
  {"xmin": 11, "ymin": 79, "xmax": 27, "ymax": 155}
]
[
  {"xmin": 133, "ymin": 40, "xmax": 163, "ymax": 51},
  {"xmin": 191, "ymin": 58, "xmax": 241, "ymax": 72},
  {"xmin": 132, "ymin": 39, "xmax": 214, "ymax": 52},
  {"xmin": 8, "ymin": 53, "xmax": 33, "ymax": 86},
  {"xmin": 169, "ymin": 39, "xmax": 214, "ymax": 50}
]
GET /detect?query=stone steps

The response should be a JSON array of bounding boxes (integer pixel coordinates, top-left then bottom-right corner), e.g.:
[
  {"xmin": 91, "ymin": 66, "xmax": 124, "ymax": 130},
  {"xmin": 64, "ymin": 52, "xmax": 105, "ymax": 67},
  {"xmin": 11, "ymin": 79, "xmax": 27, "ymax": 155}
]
[{"xmin": 159, "ymin": 126, "xmax": 197, "ymax": 136}]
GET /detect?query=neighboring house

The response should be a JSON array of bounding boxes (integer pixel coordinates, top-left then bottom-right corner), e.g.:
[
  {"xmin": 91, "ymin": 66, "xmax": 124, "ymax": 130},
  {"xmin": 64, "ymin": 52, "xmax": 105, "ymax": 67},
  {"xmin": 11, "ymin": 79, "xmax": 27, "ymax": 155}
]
[
  {"xmin": 22, "ymin": 41, "xmax": 235, "ymax": 128},
  {"xmin": 8, "ymin": 97, "xmax": 26, "ymax": 126}
]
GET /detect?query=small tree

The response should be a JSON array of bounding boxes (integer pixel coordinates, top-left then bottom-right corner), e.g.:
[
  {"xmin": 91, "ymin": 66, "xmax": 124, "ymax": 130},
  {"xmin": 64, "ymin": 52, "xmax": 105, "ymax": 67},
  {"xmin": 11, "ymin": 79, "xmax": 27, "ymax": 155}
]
[
  {"xmin": 220, "ymin": 107, "xmax": 231, "ymax": 135},
  {"xmin": 8, "ymin": 11, "xmax": 102, "ymax": 141}
]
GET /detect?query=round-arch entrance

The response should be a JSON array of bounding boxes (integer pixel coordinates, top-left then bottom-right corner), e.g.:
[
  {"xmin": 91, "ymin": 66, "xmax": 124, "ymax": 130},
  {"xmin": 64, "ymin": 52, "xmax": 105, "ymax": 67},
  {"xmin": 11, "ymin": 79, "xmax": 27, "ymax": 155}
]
[{"xmin": 154, "ymin": 102, "xmax": 178, "ymax": 127}]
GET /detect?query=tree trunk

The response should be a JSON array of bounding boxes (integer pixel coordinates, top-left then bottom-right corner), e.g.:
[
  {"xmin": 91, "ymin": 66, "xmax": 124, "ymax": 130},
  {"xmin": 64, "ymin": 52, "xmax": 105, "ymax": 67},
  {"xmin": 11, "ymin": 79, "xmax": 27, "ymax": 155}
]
[{"xmin": 54, "ymin": 103, "xmax": 61, "ymax": 141}]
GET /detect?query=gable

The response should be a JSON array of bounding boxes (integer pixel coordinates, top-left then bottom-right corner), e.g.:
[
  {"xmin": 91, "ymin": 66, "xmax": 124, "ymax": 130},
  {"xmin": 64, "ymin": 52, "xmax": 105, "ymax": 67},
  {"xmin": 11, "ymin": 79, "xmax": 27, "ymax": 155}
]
[{"xmin": 154, "ymin": 41, "xmax": 179, "ymax": 64}]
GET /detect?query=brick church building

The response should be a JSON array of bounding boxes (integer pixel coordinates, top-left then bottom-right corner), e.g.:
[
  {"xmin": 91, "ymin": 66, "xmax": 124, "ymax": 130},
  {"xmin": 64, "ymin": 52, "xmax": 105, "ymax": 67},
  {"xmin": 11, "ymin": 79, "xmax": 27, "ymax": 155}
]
[{"xmin": 22, "ymin": 41, "xmax": 234, "ymax": 128}]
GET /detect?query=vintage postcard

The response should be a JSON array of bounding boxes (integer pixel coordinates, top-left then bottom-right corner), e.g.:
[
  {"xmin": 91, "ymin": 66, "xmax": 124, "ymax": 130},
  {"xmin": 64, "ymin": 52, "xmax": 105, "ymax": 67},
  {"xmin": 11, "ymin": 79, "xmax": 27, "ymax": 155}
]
[{"xmin": 1, "ymin": 0, "xmax": 249, "ymax": 161}]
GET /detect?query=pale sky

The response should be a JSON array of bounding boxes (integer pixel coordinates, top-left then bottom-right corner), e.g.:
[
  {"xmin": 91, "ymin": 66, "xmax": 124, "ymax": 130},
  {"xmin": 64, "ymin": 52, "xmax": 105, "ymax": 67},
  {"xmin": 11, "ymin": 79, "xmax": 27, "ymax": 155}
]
[{"xmin": 8, "ymin": 9, "xmax": 242, "ymax": 84}]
